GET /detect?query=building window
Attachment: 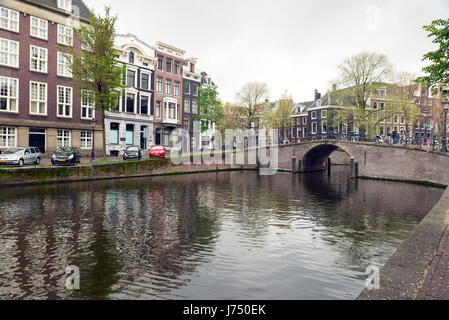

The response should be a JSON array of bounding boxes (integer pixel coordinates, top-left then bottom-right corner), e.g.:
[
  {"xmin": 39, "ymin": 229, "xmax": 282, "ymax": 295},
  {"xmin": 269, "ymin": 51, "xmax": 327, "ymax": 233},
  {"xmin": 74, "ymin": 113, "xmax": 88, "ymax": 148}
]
[
  {"xmin": 57, "ymin": 24, "xmax": 73, "ymax": 46},
  {"xmin": 0, "ymin": 38, "xmax": 18, "ymax": 68},
  {"xmin": 0, "ymin": 76, "xmax": 18, "ymax": 112},
  {"xmin": 81, "ymin": 131, "xmax": 92, "ymax": 149},
  {"xmin": 127, "ymin": 70, "xmax": 135, "ymax": 87},
  {"xmin": 30, "ymin": 81, "xmax": 47, "ymax": 115},
  {"xmin": 322, "ymin": 121, "xmax": 327, "ymax": 133},
  {"xmin": 0, "ymin": 126, "xmax": 15, "ymax": 147},
  {"xmin": 156, "ymin": 101, "xmax": 161, "ymax": 118},
  {"xmin": 169, "ymin": 103, "xmax": 176, "ymax": 119},
  {"xmin": 174, "ymin": 81, "xmax": 180, "ymax": 97},
  {"xmin": 394, "ymin": 114, "xmax": 399, "ymax": 124},
  {"xmin": 129, "ymin": 52, "xmax": 134, "ymax": 64},
  {"xmin": 184, "ymin": 98, "xmax": 190, "ymax": 113},
  {"xmin": 373, "ymin": 102, "xmax": 378, "ymax": 110},
  {"xmin": 81, "ymin": 89, "xmax": 94, "ymax": 119},
  {"xmin": 156, "ymin": 77, "xmax": 163, "ymax": 93},
  {"xmin": 312, "ymin": 122, "xmax": 317, "ymax": 134},
  {"xmin": 58, "ymin": 0, "xmax": 72, "ymax": 11},
  {"xmin": 110, "ymin": 123, "xmax": 119, "ymax": 144},
  {"xmin": 184, "ymin": 116, "xmax": 190, "ymax": 130},
  {"xmin": 184, "ymin": 82, "xmax": 190, "ymax": 95},
  {"xmin": 126, "ymin": 93, "xmax": 135, "ymax": 113},
  {"xmin": 140, "ymin": 96, "xmax": 148, "ymax": 115},
  {"xmin": 57, "ymin": 52, "xmax": 72, "ymax": 77},
  {"xmin": 190, "ymin": 63, "xmax": 195, "ymax": 73},
  {"xmin": 126, "ymin": 124, "xmax": 134, "ymax": 145},
  {"xmin": 0, "ymin": 6, "xmax": 19, "ymax": 32},
  {"xmin": 141, "ymin": 73, "xmax": 149, "ymax": 90},
  {"xmin": 192, "ymin": 84, "xmax": 198, "ymax": 96},
  {"xmin": 175, "ymin": 61, "xmax": 181, "ymax": 75},
  {"xmin": 57, "ymin": 130, "xmax": 71, "ymax": 148},
  {"xmin": 321, "ymin": 110, "xmax": 327, "ymax": 119},
  {"xmin": 380, "ymin": 102, "xmax": 385, "ymax": 110},
  {"xmin": 311, "ymin": 111, "xmax": 317, "ymax": 120},
  {"xmin": 57, "ymin": 86, "xmax": 72, "ymax": 117},
  {"xmin": 165, "ymin": 79, "xmax": 172, "ymax": 95},
  {"xmin": 302, "ymin": 117, "xmax": 307, "ymax": 125},
  {"xmin": 192, "ymin": 100, "xmax": 198, "ymax": 114},
  {"xmin": 30, "ymin": 46, "xmax": 47, "ymax": 73},
  {"xmin": 166, "ymin": 58, "xmax": 172, "ymax": 73},
  {"xmin": 157, "ymin": 55, "xmax": 163, "ymax": 70},
  {"xmin": 30, "ymin": 16, "xmax": 47, "ymax": 40},
  {"xmin": 401, "ymin": 116, "xmax": 405, "ymax": 124}
]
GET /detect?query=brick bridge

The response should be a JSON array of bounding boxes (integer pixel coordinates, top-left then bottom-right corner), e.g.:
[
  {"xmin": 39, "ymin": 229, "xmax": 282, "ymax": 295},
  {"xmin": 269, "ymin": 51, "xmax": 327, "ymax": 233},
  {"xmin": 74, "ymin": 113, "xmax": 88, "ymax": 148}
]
[{"xmin": 274, "ymin": 141, "xmax": 449, "ymax": 187}]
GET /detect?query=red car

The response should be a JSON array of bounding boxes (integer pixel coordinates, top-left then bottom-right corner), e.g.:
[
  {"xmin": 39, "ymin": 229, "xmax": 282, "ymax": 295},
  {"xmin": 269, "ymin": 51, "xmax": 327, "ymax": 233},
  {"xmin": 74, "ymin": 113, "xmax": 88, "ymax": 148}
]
[{"xmin": 149, "ymin": 145, "xmax": 166, "ymax": 158}]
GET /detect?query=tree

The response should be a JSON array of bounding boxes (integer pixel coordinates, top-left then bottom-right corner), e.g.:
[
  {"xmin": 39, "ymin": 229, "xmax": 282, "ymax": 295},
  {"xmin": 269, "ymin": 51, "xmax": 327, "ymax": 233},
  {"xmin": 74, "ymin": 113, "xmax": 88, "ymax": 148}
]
[
  {"xmin": 416, "ymin": 18, "xmax": 449, "ymax": 96},
  {"xmin": 416, "ymin": 18, "xmax": 449, "ymax": 139},
  {"xmin": 194, "ymin": 86, "xmax": 223, "ymax": 133},
  {"xmin": 335, "ymin": 52, "xmax": 392, "ymax": 135},
  {"xmin": 65, "ymin": 6, "xmax": 125, "ymax": 155},
  {"xmin": 235, "ymin": 82, "xmax": 269, "ymax": 130},
  {"xmin": 216, "ymin": 102, "xmax": 243, "ymax": 136}
]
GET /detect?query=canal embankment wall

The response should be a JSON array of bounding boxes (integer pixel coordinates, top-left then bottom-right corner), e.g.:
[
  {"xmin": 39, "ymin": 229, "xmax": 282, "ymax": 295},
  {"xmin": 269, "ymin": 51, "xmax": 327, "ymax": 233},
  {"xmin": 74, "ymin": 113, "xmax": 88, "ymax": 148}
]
[{"xmin": 0, "ymin": 158, "xmax": 255, "ymax": 187}]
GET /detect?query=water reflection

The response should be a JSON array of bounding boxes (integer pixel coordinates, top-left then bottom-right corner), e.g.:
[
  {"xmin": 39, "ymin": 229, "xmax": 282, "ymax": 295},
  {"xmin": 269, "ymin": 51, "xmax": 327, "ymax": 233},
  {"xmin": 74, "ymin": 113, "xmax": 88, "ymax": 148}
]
[{"xmin": 0, "ymin": 167, "xmax": 444, "ymax": 300}]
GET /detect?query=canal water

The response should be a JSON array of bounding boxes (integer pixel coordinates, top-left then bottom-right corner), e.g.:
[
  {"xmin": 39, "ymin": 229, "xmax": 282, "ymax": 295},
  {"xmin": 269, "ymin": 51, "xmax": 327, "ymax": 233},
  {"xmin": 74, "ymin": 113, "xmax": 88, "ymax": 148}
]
[{"xmin": 0, "ymin": 167, "xmax": 444, "ymax": 300}]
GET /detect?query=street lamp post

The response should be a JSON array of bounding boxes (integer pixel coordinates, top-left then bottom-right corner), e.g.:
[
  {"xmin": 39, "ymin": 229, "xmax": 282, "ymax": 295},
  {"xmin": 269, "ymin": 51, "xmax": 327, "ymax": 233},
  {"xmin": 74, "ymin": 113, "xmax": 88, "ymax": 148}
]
[
  {"xmin": 90, "ymin": 119, "xmax": 96, "ymax": 162},
  {"xmin": 442, "ymin": 99, "xmax": 449, "ymax": 153}
]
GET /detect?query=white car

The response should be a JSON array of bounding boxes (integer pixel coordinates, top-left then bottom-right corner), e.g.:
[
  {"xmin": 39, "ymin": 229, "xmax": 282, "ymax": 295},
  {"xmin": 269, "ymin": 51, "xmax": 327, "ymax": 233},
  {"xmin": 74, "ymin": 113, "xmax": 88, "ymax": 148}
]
[{"xmin": 0, "ymin": 147, "xmax": 42, "ymax": 167}]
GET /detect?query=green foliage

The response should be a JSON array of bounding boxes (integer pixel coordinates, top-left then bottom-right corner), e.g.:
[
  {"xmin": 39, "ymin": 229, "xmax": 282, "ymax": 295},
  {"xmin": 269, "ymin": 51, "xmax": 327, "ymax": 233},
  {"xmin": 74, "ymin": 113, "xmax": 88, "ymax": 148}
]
[
  {"xmin": 416, "ymin": 18, "xmax": 449, "ymax": 96},
  {"xmin": 65, "ymin": 6, "xmax": 125, "ymax": 115},
  {"xmin": 194, "ymin": 86, "xmax": 224, "ymax": 133}
]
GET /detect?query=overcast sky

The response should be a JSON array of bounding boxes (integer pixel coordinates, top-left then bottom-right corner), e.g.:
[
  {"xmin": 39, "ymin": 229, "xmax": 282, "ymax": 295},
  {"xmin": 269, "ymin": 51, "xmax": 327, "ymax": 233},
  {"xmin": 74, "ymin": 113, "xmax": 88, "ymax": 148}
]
[{"xmin": 84, "ymin": 0, "xmax": 449, "ymax": 103}]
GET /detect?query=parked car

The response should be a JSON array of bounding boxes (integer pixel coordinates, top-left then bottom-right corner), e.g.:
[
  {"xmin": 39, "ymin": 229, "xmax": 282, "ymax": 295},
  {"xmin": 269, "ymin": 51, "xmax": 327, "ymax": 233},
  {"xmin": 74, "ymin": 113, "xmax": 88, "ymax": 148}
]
[
  {"xmin": 149, "ymin": 145, "xmax": 166, "ymax": 158},
  {"xmin": 0, "ymin": 147, "xmax": 42, "ymax": 167},
  {"xmin": 123, "ymin": 146, "xmax": 142, "ymax": 161},
  {"xmin": 51, "ymin": 147, "xmax": 81, "ymax": 165}
]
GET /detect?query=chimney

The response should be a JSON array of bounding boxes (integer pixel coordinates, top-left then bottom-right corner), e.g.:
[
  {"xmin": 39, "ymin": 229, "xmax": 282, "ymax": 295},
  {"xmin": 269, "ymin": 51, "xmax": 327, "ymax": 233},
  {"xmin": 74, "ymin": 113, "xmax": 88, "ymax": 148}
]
[{"xmin": 314, "ymin": 89, "xmax": 321, "ymax": 102}]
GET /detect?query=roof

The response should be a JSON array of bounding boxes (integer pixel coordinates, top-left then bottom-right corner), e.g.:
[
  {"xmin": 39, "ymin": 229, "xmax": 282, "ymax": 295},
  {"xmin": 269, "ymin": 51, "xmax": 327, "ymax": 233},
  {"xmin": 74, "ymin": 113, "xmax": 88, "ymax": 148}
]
[{"xmin": 24, "ymin": 0, "xmax": 93, "ymax": 21}]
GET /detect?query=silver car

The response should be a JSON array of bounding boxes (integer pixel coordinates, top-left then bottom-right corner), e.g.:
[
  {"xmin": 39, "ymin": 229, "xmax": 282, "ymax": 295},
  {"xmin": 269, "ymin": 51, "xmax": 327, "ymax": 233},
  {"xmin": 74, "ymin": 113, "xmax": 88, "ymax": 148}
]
[{"xmin": 0, "ymin": 147, "xmax": 42, "ymax": 167}]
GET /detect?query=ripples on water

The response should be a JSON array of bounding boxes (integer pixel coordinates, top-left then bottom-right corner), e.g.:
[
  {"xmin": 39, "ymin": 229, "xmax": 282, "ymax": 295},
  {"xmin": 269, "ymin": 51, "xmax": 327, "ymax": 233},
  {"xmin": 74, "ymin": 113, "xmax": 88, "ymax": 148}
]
[{"xmin": 0, "ymin": 167, "xmax": 444, "ymax": 300}]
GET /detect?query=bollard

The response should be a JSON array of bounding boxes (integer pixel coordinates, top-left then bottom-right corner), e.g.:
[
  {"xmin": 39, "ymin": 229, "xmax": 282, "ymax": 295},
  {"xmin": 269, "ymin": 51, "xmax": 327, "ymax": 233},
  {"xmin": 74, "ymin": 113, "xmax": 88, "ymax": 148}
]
[{"xmin": 292, "ymin": 156, "xmax": 297, "ymax": 173}]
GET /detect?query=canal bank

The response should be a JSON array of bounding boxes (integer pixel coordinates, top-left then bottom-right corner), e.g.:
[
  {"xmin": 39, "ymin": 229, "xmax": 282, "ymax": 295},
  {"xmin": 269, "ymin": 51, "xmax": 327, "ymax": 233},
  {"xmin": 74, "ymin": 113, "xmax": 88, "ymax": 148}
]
[{"xmin": 358, "ymin": 185, "xmax": 449, "ymax": 300}]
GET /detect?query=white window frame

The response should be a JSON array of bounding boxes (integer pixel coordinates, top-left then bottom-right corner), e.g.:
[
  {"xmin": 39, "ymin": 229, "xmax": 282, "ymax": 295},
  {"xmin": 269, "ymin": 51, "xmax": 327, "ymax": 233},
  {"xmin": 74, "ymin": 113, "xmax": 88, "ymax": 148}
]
[
  {"xmin": 57, "ymin": 0, "xmax": 72, "ymax": 13},
  {"xmin": 30, "ymin": 45, "xmax": 48, "ymax": 73},
  {"xmin": 312, "ymin": 122, "xmax": 317, "ymax": 134},
  {"xmin": 30, "ymin": 16, "xmax": 48, "ymax": 40},
  {"xmin": 57, "ymin": 24, "xmax": 73, "ymax": 46},
  {"xmin": 322, "ymin": 120, "xmax": 327, "ymax": 133},
  {"xmin": 80, "ymin": 131, "xmax": 93, "ymax": 150},
  {"xmin": 0, "ymin": 127, "xmax": 16, "ymax": 148},
  {"xmin": 57, "ymin": 52, "xmax": 72, "ymax": 78},
  {"xmin": 321, "ymin": 110, "xmax": 327, "ymax": 119},
  {"xmin": 81, "ymin": 89, "xmax": 95, "ymax": 120},
  {"xmin": 165, "ymin": 79, "xmax": 172, "ymax": 95},
  {"xmin": 311, "ymin": 111, "xmax": 317, "ymax": 120},
  {"xmin": 57, "ymin": 85, "xmax": 72, "ymax": 118},
  {"xmin": 0, "ymin": 6, "xmax": 19, "ymax": 33},
  {"xmin": 0, "ymin": 37, "xmax": 19, "ymax": 68},
  {"xmin": 174, "ymin": 81, "xmax": 180, "ymax": 97},
  {"xmin": 57, "ymin": 130, "xmax": 71, "ymax": 148},
  {"xmin": 29, "ymin": 81, "xmax": 47, "ymax": 116},
  {"xmin": 141, "ymin": 72, "xmax": 150, "ymax": 90},
  {"xmin": 192, "ymin": 99, "xmax": 198, "ymax": 114},
  {"xmin": 0, "ymin": 76, "xmax": 18, "ymax": 113},
  {"xmin": 156, "ymin": 77, "xmax": 163, "ymax": 93}
]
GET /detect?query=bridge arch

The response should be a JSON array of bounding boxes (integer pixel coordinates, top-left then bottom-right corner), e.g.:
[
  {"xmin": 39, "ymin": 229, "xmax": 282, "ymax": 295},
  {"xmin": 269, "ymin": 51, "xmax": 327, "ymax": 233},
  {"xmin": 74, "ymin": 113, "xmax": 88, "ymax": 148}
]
[{"xmin": 301, "ymin": 142, "xmax": 355, "ymax": 172}]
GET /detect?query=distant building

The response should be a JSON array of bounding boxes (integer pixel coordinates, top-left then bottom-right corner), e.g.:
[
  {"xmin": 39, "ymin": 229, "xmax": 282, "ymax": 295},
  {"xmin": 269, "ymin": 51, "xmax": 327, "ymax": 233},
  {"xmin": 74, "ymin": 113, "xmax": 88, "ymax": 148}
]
[
  {"xmin": 182, "ymin": 58, "xmax": 201, "ymax": 150},
  {"xmin": 105, "ymin": 34, "xmax": 156, "ymax": 156}
]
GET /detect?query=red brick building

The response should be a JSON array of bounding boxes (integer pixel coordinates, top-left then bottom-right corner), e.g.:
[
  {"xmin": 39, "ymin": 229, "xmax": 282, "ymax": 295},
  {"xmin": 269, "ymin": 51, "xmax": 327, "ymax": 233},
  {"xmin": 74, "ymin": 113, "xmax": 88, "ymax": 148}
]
[
  {"xmin": 0, "ymin": 0, "xmax": 103, "ymax": 156},
  {"xmin": 153, "ymin": 41, "xmax": 184, "ymax": 149}
]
